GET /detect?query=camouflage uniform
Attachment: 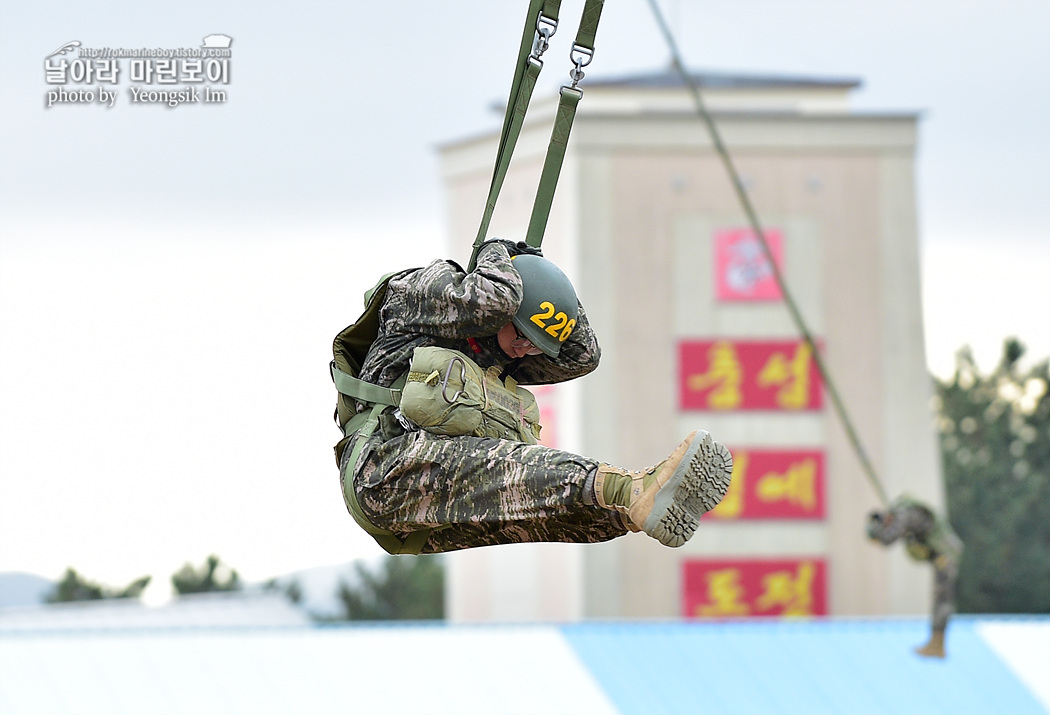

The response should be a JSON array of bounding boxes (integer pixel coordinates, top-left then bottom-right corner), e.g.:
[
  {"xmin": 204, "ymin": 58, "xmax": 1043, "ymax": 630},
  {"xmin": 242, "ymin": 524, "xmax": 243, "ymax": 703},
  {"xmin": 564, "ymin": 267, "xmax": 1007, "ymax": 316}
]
[
  {"xmin": 868, "ymin": 495, "xmax": 963, "ymax": 632},
  {"xmin": 337, "ymin": 242, "xmax": 625, "ymax": 553}
]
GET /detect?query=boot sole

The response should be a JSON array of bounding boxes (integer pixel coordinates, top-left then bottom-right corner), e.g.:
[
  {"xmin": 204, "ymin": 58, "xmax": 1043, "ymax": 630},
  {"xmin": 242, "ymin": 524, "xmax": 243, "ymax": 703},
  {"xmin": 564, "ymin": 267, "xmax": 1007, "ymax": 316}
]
[{"xmin": 643, "ymin": 431, "xmax": 734, "ymax": 547}]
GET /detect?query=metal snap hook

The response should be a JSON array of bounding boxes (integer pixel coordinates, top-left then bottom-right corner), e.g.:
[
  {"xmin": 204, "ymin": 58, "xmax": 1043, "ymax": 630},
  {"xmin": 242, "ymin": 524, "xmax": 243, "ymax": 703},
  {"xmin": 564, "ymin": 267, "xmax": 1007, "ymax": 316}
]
[
  {"xmin": 531, "ymin": 15, "xmax": 558, "ymax": 60},
  {"xmin": 441, "ymin": 356, "xmax": 468, "ymax": 405}
]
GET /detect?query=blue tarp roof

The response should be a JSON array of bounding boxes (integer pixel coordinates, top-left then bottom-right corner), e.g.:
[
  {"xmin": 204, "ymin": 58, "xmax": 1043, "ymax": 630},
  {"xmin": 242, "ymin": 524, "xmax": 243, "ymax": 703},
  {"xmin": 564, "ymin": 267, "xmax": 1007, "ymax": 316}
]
[{"xmin": 565, "ymin": 617, "xmax": 1049, "ymax": 715}]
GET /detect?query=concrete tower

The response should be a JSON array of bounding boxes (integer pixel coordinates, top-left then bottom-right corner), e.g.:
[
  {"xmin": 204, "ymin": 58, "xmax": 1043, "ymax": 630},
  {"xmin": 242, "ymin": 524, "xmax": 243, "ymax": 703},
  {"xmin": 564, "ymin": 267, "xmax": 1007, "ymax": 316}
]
[{"xmin": 440, "ymin": 69, "xmax": 941, "ymax": 622}]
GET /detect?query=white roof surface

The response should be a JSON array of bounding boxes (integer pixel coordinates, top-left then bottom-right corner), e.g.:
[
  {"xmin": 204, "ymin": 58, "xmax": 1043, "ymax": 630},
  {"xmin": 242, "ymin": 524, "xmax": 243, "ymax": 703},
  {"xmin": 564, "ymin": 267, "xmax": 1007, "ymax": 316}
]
[{"xmin": 0, "ymin": 623, "xmax": 616, "ymax": 715}]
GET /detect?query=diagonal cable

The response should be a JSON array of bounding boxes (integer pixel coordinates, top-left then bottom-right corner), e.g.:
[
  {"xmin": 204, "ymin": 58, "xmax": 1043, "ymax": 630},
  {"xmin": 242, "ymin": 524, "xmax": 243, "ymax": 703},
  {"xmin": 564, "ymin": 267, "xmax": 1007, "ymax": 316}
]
[{"xmin": 645, "ymin": 0, "xmax": 889, "ymax": 506}]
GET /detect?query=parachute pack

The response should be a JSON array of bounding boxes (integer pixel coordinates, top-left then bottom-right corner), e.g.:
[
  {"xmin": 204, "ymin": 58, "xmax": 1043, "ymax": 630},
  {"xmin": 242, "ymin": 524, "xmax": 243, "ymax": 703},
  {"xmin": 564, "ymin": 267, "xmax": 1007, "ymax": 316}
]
[{"xmin": 330, "ymin": 268, "xmax": 417, "ymax": 440}]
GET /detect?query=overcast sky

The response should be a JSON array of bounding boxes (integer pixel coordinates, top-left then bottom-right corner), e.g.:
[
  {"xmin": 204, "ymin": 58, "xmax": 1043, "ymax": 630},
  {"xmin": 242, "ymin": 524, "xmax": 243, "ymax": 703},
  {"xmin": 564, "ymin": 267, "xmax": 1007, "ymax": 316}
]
[{"xmin": 1, "ymin": 0, "xmax": 1048, "ymax": 597}]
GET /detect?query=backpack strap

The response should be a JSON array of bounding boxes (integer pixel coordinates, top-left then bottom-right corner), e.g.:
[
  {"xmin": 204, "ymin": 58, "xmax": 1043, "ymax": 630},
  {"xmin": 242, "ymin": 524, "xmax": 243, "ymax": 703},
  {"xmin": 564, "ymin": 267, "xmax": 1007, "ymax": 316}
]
[{"xmin": 330, "ymin": 362, "xmax": 403, "ymax": 412}]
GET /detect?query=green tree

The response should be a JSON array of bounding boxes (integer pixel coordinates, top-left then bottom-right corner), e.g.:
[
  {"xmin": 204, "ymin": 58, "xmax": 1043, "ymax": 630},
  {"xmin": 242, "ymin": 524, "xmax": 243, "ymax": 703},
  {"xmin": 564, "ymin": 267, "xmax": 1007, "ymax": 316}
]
[
  {"xmin": 337, "ymin": 555, "xmax": 444, "ymax": 621},
  {"xmin": 46, "ymin": 568, "xmax": 151, "ymax": 603},
  {"xmin": 171, "ymin": 554, "xmax": 241, "ymax": 595},
  {"xmin": 935, "ymin": 338, "xmax": 1050, "ymax": 613}
]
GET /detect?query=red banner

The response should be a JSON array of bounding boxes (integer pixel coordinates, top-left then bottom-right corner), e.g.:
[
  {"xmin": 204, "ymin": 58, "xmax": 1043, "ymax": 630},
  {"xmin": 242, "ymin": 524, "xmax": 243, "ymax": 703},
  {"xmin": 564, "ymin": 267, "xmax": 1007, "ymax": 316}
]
[
  {"xmin": 715, "ymin": 228, "xmax": 784, "ymax": 302},
  {"xmin": 682, "ymin": 558, "xmax": 828, "ymax": 619},
  {"xmin": 532, "ymin": 385, "xmax": 558, "ymax": 449},
  {"xmin": 705, "ymin": 449, "xmax": 825, "ymax": 520},
  {"xmin": 679, "ymin": 340, "xmax": 823, "ymax": 411}
]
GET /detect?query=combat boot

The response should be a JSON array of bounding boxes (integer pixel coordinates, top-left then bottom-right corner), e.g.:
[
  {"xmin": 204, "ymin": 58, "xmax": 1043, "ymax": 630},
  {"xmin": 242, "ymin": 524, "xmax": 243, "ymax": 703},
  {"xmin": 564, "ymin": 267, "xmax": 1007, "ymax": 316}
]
[
  {"xmin": 915, "ymin": 629, "xmax": 946, "ymax": 658},
  {"xmin": 594, "ymin": 431, "xmax": 733, "ymax": 547}
]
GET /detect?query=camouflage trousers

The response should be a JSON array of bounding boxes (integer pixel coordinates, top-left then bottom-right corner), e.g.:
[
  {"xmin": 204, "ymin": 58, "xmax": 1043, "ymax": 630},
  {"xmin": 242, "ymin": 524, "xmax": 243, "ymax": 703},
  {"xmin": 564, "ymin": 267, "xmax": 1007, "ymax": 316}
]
[
  {"xmin": 339, "ymin": 414, "xmax": 626, "ymax": 554},
  {"xmin": 931, "ymin": 555, "xmax": 958, "ymax": 632}
]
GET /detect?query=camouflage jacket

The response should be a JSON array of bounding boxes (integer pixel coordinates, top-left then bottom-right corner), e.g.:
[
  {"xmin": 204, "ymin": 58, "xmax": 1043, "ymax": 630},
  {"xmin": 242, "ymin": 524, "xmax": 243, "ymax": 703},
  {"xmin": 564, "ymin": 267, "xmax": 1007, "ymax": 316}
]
[
  {"xmin": 358, "ymin": 242, "xmax": 601, "ymax": 390},
  {"xmin": 869, "ymin": 495, "xmax": 963, "ymax": 567}
]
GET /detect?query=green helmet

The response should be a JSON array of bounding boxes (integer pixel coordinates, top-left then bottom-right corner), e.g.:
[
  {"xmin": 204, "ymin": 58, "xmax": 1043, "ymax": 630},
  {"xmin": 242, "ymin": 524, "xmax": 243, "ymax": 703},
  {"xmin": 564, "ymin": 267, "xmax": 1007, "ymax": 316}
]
[
  {"xmin": 510, "ymin": 254, "xmax": 579, "ymax": 358},
  {"xmin": 866, "ymin": 510, "xmax": 889, "ymax": 541}
]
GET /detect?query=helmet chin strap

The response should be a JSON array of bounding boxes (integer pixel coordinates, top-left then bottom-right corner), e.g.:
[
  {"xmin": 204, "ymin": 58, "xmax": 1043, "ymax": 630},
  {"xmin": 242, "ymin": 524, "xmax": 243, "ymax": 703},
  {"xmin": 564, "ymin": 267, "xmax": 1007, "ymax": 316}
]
[{"xmin": 500, "ymin": 357, "xmax": 525, "ymax": 383}]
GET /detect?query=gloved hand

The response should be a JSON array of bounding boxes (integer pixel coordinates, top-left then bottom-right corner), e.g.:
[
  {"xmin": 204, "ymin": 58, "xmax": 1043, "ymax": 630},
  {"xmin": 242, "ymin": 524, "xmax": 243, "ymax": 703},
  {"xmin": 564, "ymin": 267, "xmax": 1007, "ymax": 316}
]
[{"xmin": 481, "ymin": 238, "xmax": 543, "ymax": 257}]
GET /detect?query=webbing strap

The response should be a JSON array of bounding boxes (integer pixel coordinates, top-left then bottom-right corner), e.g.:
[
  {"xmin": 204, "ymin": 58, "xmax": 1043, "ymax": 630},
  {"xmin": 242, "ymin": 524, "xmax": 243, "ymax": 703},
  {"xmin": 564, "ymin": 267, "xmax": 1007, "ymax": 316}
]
[
  {"xmin": 341, "ymin": 375, "xmax": 437, "ymax": 555},
  {"xmin": 470, "ymin": 0, "xmax": 604, "ymax": 266},
  {"xmin": 331, "ymin": 362, "xmax": 402, "ymax": 408},
  {"xmin": 525, "ymin": 0, "xmax": 604, "ymax": 247},
  {"xmin": 342, "ymin": 403, "xmax": 400, "ymax": 546},
  {"xmin": 470, "ymin": 0, "xmax": 561, "ymax": 270},
  {"xmin": 501, "ymin": 0, "xmax": 562, "ymax": 159},
  {"xmin": 501, "ymin": 0, "xmax": 562, "ymax": 156},
  {"xmin": 573, "ymin": 0, "xmax": 604, "ymax": 51},
  {"xmin": 525, "ymin": 87, "xmax": 582, "ymax": 247},
  {"xmin": 472, "ymin": 58, "xmax": 542, "ymax": 257}
]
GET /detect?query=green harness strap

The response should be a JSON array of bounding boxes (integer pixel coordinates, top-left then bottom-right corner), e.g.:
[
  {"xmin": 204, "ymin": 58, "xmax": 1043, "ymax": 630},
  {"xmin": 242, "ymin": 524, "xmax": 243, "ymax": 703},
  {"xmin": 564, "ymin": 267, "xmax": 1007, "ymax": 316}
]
[
  {"xmin": 471, "ymin": 0, "xmax": 561, "ymax": 270},
  {"xmin": 526, "ymin": 0, "xmax": 603, "ymax": 248},
  {"xmin": 469, "ymin": 0, "xmax": 606, "ymax": 270},
  {"xmin": 331, "ymin": 363, "xmax": 404, "ymax": 411},
  {"xmin": 525, "ymin": 87, "xmax": 582, "ymax": 247},
  {"xmin": 338, "ymin": 374, "xmax": 444, "ymax": 555}
]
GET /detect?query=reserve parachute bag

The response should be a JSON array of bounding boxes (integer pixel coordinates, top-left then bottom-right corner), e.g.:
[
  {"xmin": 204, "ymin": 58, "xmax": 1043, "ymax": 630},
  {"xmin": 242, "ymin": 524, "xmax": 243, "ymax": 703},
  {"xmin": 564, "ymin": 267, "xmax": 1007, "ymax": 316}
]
[{"xmin": 400, "ymin": 346, "xmax": 542, "ymax": 444}]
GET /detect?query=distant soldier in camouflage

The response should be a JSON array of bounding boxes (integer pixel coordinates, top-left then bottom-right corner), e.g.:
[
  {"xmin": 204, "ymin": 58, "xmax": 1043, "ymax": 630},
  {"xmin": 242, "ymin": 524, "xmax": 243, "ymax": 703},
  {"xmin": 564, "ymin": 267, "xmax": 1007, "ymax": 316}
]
[
  {"xmin": 867, "ymin": 495, "xmax": 964, "ymax": 658},
  {"xmin": 334, "ymin": 239, "xmax": 733, "ymax": 554}
]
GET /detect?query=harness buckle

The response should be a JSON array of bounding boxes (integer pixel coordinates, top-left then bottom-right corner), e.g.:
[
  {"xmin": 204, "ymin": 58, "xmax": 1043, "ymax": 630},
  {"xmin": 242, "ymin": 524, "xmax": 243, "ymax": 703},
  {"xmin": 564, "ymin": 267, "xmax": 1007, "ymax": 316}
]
[
  {"xmin": 570, "ymin": 43, "xmax": 594, "ymax": 68},
  {"xmin": 393, "ymin": 408, "xmax": 419, "ymax": 432},
  {"xmin": 568, "ymin": 44, "xmax": 593, "ymax": 89},
  {"xmin": 531, "ymin": 14, "xmax": 558, "ymax": 60}
]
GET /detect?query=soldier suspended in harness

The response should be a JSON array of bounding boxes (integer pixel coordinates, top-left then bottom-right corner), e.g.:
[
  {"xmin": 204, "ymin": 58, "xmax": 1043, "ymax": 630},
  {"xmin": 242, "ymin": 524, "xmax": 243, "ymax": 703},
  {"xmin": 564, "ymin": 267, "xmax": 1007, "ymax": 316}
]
[
  {"xmin": 867, "ymin": 494, "xmax": 964, "ymax": 658},
  {"xmin": 328, "ymin": 0, "xmax": 731, "ymax": 555},
  {"xmin": 330, "ymin": 240, "xmax": 734, "ymax": 555}
]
